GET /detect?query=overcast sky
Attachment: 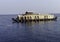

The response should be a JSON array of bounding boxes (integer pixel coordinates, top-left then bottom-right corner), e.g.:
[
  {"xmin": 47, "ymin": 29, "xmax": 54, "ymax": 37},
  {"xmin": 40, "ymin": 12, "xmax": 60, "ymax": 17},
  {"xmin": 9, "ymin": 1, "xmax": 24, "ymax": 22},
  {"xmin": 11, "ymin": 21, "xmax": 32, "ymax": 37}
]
[{"xmin": 0, "ymin": 0, "xmax": 60, "ymax": 14}]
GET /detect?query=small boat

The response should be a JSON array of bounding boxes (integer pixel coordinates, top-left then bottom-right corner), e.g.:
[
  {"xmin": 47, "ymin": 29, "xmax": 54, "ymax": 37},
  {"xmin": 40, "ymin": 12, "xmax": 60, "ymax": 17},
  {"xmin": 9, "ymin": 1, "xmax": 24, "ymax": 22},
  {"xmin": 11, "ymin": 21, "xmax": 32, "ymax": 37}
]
[{"xmin": 12, "ymin": 12, "xmax": 57, "ymax": 22}]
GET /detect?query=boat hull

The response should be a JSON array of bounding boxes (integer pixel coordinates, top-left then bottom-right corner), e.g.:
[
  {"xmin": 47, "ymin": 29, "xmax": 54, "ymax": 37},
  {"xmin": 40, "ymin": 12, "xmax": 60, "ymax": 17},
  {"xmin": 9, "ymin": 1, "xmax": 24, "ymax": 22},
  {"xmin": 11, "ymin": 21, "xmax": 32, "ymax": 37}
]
[{"xmin": 12, "ymin": 16, "xmax": 57, "ymax": 23}]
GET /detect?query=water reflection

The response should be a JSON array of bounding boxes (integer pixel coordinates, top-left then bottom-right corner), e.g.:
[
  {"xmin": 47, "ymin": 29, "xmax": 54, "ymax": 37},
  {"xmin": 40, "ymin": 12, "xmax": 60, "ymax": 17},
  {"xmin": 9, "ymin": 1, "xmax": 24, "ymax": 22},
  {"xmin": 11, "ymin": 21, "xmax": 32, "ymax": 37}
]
[
  {"xmin": 10, "ymin": 20, "xmax": 60, "ymax": 42},
  {"xmin": 21, "ymin": 21, "xmax": 56, "ymax": 26}
]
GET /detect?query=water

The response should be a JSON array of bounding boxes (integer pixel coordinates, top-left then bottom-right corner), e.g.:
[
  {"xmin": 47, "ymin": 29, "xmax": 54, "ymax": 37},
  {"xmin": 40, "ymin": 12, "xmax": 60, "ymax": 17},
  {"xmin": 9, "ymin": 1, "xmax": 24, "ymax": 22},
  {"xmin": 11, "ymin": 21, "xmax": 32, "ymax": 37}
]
[{"xmin": 0, "ymin": 14, "xmax": 60, "ymax": 42}]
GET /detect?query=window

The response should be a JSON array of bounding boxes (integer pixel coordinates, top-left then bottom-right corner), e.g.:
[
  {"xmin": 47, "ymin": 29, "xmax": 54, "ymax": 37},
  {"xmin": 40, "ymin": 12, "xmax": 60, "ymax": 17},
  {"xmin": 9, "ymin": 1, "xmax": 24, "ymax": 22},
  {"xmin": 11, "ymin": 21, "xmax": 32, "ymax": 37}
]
[
  {"xmin": 35, "ymin": 16, "xmax": 36, "ymax": 18},
  {"xmin": 27, "ymin": 17, "xmax": 29, "ymax": 19},
  {"xmin": 21, "ymin": 17, "xmax": 23, "ymax": 20},
  {"xmin": 49, "ymin": 16, "xmax": 50, "ymax": 17},
  {"xmin": 37, "ymin": 16, "xmax": 39, "ymax": 19},
  {"xmin": 30, "ymin": 16, "xmax": 32, "ymax": 19},
  {"xmin": 25, "ymin": 17, "xmax": 26, "ymax": 19},
  {"xmin": 44, "ymin": 16, "xmax": 48, "ymax": 19}
]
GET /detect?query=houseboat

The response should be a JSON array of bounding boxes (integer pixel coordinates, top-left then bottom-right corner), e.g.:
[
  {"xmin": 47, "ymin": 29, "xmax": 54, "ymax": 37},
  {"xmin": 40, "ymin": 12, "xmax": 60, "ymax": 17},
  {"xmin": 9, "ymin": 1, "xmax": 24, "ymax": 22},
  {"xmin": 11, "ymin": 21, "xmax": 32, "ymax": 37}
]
[{"xmin": 12, "ymin": 12, "xmax": 57, "ymax": 22}]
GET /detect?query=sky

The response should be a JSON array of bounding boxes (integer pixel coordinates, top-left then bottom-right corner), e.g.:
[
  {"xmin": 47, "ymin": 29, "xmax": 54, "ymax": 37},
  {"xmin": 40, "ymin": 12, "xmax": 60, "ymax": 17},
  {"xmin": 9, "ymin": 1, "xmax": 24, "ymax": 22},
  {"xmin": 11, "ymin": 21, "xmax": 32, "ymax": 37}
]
[{"xmin": 0, "ymin": 0, "xmax": 60, "ymax": 14}]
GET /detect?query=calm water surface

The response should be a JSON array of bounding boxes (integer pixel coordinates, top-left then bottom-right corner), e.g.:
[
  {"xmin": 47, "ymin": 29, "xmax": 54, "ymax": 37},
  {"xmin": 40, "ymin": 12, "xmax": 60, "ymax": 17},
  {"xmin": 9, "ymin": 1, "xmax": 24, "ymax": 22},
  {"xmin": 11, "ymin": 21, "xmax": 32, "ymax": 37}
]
[{"xmin": 0, "ymin": 14, "xmax": 60, "ymax": 42}]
